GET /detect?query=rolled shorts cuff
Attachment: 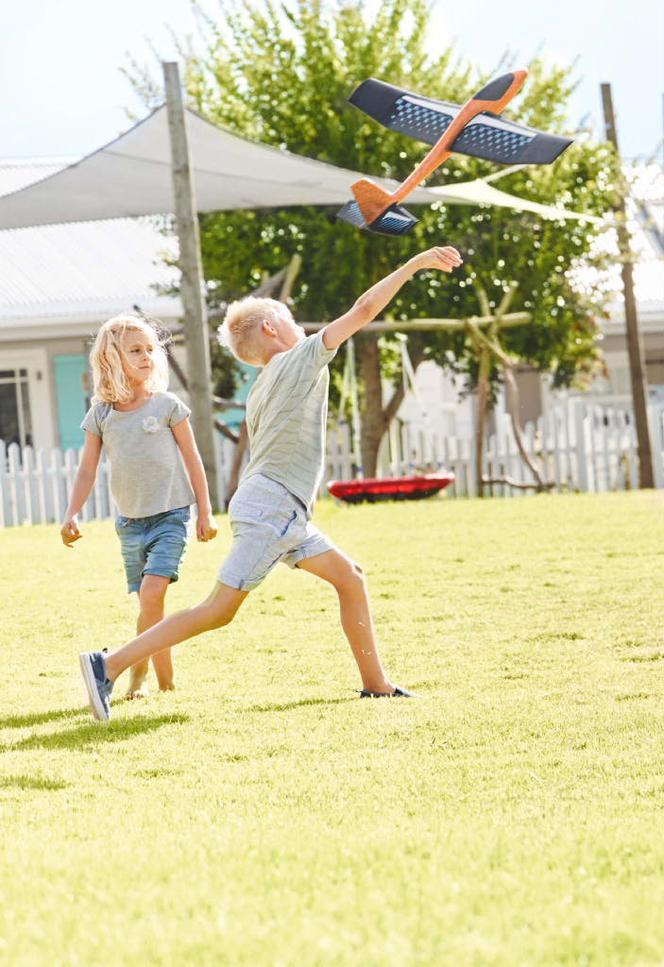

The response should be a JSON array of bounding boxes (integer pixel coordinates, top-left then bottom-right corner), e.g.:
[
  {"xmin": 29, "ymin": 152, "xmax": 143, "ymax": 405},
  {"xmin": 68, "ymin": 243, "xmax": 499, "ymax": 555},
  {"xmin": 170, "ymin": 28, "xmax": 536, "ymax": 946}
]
[
  {"xmin": 283, "ymin": 533, "xmax": 335, "ymax": 569},
  {"xmin": 144, "ymin": 566, "xmax": 180, "ymax": 583},
  {"xmin": 127, "ymin": 567, "xmax": 179, "ymax": 594},
  {"xmin": 216, "ymin": 566, "xmax": 262, "ymax": 592}
]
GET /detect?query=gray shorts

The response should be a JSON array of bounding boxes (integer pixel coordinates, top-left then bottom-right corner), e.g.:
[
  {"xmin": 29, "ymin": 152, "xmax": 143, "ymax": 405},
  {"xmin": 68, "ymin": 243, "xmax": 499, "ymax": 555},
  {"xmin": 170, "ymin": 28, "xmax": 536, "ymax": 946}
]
[{"xmin": 219, "ymin": 474, "xmax": 335, "ymax": 591}]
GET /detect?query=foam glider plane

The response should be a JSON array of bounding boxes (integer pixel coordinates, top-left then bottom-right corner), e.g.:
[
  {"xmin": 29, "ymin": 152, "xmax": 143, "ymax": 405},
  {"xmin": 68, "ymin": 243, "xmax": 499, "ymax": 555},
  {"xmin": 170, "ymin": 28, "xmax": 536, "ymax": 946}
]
[{"xmin": 336, "ymin": 70, "xmax": 574, "ymax": 236}]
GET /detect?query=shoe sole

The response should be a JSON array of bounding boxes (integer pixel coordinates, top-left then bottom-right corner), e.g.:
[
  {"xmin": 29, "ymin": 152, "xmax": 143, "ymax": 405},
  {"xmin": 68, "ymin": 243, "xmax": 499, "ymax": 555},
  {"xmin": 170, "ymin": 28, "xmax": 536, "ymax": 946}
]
[{"xmin": 79, "ymin": 653, "xmax": 110, "ymax": 722}]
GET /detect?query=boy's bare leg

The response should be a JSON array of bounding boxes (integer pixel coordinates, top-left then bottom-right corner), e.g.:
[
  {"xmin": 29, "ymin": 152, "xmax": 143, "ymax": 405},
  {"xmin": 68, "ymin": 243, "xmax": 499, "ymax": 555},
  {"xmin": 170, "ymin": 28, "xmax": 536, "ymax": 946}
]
[
  {"xmin": 126, "ymin": 575, "xmax": 171, "ymax": 698},
  {"xmin": 104, "ymin": 583, "xmax": 248, "ymax": 683},
  {"xmin": 296, "ymin": 549, "xmax": 394, "ymax": 694}
]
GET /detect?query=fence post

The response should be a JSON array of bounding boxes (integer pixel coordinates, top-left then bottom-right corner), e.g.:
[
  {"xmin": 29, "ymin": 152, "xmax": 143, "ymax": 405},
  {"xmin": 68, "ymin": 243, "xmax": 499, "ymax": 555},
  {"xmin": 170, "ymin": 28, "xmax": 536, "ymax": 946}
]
[
  {"xmin": 35, "ymin": 448, "xmax": 48, "ymax": 523},
  {"xmin": 51, "ymin": 448, "xmax": 66, "ymax": 522},
  {"xmin": 0, "ymin": 439, "xmax": 6, "ymax": 527},
  {"xmin": 573, "ymin": 402, "xmax": 589, "ymax": 492},
  {"xmin": 23, "ymin": 445, "xmax": 35, "ymax": 525},
  {"xmin": 648, "ymin": 404, "xmax": 664, "ymax": 489},
  {"xmin": 7, "ymin": 444, "xmax": 21, "ymax": 525}
]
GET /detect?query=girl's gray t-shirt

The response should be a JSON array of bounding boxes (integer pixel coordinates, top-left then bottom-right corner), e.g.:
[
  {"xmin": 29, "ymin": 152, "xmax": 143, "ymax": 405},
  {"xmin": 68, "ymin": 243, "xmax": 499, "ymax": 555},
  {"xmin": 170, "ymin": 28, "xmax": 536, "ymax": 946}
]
[{"xmin": 81, "ymin": 391, "xmax": 195, "ymax": 518}]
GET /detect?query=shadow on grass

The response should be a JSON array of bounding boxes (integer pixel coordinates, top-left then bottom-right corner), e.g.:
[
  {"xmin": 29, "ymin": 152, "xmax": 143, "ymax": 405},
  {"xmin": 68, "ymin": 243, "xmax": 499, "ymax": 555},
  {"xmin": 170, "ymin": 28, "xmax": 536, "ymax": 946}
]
[
  {"xmin": 0, "ymin": 707, "xmax": 88, "ymax": 730},
  {"xmin": 248, "ymin": 696, "xmax": 356, "ymax": 713},
  {"xmin": 0, "ymin": 774, "xmax": 68, "ymax": 791},
  {"xmin": 1, "ymin": 713, "xmax": 190, "ymax": 753}
]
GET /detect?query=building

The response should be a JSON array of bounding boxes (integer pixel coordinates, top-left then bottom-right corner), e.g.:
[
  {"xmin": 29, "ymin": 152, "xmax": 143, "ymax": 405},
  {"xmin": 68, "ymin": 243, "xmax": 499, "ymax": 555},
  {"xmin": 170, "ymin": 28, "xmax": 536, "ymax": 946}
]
[{"xmin": 0, "ymin": 159, "xmax": 181, "ymax": 452}]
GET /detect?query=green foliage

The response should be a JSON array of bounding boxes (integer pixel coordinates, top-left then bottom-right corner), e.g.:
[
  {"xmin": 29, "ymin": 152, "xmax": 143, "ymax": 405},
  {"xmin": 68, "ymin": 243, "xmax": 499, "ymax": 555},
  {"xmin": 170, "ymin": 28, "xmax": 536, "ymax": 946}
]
[{"xmin": 126, "ymin": 0, "xmax": 617, "ymax": 393}]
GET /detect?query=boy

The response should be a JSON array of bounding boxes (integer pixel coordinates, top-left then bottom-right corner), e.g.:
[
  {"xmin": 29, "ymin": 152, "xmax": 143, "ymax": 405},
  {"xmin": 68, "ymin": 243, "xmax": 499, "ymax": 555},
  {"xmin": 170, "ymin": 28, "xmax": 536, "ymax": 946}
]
[{"xmin": 80, "ymin": 245, "xmax": 462, "ymax": 720}]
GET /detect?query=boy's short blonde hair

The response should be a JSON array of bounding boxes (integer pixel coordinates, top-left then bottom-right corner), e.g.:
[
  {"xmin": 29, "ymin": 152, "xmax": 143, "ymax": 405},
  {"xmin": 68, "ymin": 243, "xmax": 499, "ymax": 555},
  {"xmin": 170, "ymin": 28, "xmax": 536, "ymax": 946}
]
[
  {"xmin": 218, "ymin": 297, "xmax": 285, "ymax": 366},
  {"xmin": 90, "ymin": 313, "xmax": 169, "ymax": 404}
]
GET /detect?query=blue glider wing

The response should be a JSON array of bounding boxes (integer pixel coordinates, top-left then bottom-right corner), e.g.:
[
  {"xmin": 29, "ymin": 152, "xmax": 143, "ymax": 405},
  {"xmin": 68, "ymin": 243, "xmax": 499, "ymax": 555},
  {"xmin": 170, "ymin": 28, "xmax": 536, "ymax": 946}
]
[{"xmin": 349, "ymin": 78, "xmax": 572, "ymax": 165}]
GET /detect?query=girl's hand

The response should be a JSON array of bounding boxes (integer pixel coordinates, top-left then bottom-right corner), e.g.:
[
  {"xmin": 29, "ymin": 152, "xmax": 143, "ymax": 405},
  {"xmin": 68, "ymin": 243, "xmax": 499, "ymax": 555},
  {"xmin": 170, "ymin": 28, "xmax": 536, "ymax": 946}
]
[
  {"xmin": 61, "ymin": 517, "xmax": 82, "ymax": 548},
  {"xmin": 196, "ymin": 513, "xmax": 218, "ymax": 542},
  {"xmin": 411, "ymin": 246, "xmax": 463, "ymax": 273}
]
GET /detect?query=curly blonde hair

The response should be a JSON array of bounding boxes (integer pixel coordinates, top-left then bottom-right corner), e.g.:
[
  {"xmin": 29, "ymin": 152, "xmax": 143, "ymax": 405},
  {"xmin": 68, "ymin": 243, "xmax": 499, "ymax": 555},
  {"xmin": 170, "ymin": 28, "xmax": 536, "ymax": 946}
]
[
  {"xmin": 218, "ymin": 297, "xmax": 285, "ymax": 366},
  {"xmin": 90, "ymin": 314, "xmax": 169, "ymax": 404}
]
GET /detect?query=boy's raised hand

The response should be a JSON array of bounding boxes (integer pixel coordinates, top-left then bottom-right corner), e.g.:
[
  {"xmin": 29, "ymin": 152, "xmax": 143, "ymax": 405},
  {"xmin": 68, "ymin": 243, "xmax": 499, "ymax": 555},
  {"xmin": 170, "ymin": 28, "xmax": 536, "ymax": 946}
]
[
  {"xmin": 411, "ymin": 246, "xmax": 463, "ymax": 273},
  {"xmin": 61, "ymin": 517, "xmax": 82, "ymax": 548}
]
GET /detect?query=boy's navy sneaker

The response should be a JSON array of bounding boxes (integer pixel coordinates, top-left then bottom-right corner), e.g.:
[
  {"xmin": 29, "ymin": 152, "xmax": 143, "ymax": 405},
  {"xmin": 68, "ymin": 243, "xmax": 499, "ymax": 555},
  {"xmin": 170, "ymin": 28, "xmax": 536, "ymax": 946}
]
[
  {"xmin": 79, "ymin": 650, "xmax": 114, "ymax": 721},
  {"xmin": 359, "ymin": 684, "xmax": 416, "ymax": 698}
]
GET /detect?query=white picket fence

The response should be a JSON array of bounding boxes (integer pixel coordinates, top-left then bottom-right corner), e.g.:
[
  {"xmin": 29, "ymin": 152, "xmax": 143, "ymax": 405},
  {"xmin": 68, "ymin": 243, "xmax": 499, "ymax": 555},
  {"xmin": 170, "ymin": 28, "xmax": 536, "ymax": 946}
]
[
  {"xmin": 3, "ymin": 398, "xmax": 664, "ymax": 526},
  {"xmin": 325, "ymin": 397, "xmax": 664, "ymax": 499}
]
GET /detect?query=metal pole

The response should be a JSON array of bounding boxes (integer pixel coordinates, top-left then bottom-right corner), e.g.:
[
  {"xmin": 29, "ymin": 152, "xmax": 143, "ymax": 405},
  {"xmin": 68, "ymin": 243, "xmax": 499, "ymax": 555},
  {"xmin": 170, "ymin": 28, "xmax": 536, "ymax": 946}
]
[
  {"xmin": 163, "ymin": 61, "xmax": 219, "ymax": 508},
  {"xmin": 601, "ymin": 82, "xmax": 654, "ymax": 488}
]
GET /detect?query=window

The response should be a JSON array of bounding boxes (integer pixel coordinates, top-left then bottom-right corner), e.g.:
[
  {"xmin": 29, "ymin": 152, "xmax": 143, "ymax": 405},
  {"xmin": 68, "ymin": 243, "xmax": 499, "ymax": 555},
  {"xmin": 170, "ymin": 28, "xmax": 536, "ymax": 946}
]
[{"xmin": 0, "ymin": 368, "xmax": 33, "ymax": 448}]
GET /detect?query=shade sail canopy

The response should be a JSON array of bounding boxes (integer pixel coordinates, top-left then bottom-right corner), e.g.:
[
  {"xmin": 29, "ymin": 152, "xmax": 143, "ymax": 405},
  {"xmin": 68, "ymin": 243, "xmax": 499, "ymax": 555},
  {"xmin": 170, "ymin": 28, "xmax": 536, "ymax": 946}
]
[
  {"xmin": 435, "ymin": 177, "xmax": 600, "ymax": 223},
  {"xmin": 0, "ymin": 105, "xmax": 599, "ymax": 230}
]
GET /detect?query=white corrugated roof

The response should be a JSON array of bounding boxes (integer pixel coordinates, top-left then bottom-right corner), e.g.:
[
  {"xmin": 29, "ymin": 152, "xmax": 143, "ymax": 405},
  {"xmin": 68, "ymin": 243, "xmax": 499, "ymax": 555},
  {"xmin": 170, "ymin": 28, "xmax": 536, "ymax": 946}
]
[{"xmin": 0, "ymin": 161, "xmax": 180, "ymax": 324}]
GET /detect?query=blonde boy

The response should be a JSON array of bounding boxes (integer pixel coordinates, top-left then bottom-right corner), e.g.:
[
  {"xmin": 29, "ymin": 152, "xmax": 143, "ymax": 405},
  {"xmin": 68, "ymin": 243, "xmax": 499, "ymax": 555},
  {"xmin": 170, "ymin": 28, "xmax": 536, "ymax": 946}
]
[{"xmin": 80, "ymin": 246, "xmax": 462, "ymax": 720}]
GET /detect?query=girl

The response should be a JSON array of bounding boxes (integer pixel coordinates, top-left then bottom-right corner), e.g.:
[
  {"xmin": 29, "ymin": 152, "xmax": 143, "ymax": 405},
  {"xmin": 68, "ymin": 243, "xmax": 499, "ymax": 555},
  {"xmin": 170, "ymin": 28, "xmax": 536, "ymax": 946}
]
[{"xmin": 61, "ymin": 313, "xmax": 216, "ymax": 698}]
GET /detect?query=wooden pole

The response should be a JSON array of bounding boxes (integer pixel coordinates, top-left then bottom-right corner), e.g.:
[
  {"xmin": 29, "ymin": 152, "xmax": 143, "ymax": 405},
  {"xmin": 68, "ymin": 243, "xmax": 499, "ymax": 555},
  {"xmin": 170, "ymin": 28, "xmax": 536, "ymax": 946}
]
[
  {"xmin": 300, "ymin": 312, "xmax": 532, "ymax": 334},
  {"xmin": 163, "ymin": 61, "xmax": 219, "ymax": 508},
  {"xmin": 475, "ymin": 345, "xmax": 491, "ymax": 497},
  {"xmin": 601, "ymin": 82, "xmax": 654, "ymax": 488}
]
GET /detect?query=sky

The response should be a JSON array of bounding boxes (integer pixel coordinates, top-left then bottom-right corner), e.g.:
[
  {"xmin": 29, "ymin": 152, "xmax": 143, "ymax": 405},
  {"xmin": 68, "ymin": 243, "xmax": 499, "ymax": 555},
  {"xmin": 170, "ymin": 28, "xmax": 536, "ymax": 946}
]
[{"xmin": 0, "ymin": 0, "xmax": 662, "ymax": 162}]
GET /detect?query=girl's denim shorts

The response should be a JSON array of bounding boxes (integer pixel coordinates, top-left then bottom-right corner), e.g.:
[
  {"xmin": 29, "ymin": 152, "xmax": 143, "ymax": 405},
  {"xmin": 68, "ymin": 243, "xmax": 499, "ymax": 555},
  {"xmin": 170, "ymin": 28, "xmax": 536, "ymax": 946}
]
[
  {"xmin": 218, "ymin": 474, "xmax": 333, "ymax": 591},
  {"xmin": 114, "ymin": 505, "xmax": 191, "ymax": 593}
]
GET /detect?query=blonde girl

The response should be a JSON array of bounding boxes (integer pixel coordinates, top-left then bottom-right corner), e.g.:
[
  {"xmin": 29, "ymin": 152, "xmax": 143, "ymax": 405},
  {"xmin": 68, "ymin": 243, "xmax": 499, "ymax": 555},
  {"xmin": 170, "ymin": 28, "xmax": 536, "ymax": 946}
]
[{"xmin": 61, "ymin": 313, "xmax": 216, "ymax": 698}]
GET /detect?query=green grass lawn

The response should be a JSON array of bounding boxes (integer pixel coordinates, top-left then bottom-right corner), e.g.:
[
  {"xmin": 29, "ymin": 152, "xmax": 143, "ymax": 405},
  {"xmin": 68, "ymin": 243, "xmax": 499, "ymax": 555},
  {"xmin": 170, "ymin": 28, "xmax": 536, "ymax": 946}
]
[{"xmin": 2, "ymin": 491, "xmax": 664, "ymax": 966}]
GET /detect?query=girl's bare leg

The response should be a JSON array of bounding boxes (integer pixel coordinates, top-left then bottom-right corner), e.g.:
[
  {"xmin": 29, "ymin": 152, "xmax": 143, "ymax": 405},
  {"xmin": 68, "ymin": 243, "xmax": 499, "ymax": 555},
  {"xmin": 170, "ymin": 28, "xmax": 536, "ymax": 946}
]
[
  {"xmin": 104, "ymin": 582, "xmax": 248, "ymax": 683},
  {"xmin": 127, "ymin": 576, "xmax": 168, "ymax": 697},
  {"xmin": 295, "ymin": 549, "xmax": 394, "ymax": 693},
  {"xmin": 126, "ymin": 575, "xmax": 171, "ymax": 698}
]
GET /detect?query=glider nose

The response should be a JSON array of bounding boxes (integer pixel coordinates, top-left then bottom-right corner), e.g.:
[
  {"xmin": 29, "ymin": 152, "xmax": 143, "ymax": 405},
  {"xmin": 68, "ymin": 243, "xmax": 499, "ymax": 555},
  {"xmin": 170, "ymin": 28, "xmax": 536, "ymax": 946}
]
[{"xmin": 475, "ymin": 68, "xmax": 528, "ymax": 104}]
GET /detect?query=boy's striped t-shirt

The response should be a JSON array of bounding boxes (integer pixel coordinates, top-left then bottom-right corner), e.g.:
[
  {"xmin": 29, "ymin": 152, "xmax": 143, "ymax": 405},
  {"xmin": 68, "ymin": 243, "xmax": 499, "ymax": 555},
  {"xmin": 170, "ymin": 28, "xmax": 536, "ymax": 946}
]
[{"xmin": 241, "ymin": 330, "xmax": 337, "ymax": 515}]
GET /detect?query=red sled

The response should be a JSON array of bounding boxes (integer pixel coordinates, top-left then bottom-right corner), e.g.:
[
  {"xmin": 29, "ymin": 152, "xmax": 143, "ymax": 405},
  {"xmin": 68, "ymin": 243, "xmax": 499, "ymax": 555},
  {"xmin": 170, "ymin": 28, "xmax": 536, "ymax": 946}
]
[{"xmin": 327, "ymin": 473, "xmax": 454, "ymax": 504}]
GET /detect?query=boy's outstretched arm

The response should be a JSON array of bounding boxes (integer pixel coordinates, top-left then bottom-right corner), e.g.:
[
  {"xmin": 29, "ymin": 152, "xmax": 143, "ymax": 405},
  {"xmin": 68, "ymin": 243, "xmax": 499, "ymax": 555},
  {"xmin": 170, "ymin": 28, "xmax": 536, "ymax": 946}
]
[{"xmin": 322, "ymin": 246, "xmax": 462, "ymax": 351}]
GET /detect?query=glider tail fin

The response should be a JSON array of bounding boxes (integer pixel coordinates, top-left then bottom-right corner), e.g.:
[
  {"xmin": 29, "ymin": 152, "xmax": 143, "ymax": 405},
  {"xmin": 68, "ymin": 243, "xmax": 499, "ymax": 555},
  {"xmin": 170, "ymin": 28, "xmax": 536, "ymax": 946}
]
[{"xmin": 350, "ymin": 178, "xmax": 394, "ymax": 225}]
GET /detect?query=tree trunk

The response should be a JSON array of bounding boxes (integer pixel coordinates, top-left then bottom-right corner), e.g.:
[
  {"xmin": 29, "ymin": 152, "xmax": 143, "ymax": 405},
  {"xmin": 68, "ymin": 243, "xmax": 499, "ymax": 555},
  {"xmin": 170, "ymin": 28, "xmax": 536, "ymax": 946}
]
[
  {"xmin": 475, "ymin": 347, "xmax": 491, "ymax": 498},
  {"xmin": 502, "ymin": 365, "xmax": 551, "ymax": 491},
  {"xmin": 355, "ymin": 335, "xmax": 427, "ymax": 478},
  {"xmin": 356, "ymin": 336, "xmax": 384, "ymax": 477}
]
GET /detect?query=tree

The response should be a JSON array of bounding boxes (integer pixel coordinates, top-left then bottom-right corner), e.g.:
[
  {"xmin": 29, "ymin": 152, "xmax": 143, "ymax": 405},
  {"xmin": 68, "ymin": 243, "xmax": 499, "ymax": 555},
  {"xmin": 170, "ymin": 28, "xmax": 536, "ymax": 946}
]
[{"xmin": 126, "ymin": 0, "xmax": 617, "ymax": 475}]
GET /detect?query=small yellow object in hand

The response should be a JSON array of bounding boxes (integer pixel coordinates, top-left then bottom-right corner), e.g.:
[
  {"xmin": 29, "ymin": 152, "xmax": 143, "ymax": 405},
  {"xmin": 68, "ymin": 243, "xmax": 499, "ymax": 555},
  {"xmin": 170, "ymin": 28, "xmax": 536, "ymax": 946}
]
[
  {"xmin": 197, "ymin": 517, "xmax": 218, "ymax": 542},
  {"xmin": 61, "ymin": 520, "xmax": 82, "ymax": 548}
]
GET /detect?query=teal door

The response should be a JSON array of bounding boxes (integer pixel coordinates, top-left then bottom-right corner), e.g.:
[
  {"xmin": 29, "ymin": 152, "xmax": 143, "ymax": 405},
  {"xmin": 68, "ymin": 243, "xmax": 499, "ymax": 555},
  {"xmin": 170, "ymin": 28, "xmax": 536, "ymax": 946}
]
[
  {"xmin": 224, "ymin": 362, "xmax": 259, "ymax": 432},
  {"xmin": 54, "ymin": 354, "xmax": 89, "ymax": 450}
]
